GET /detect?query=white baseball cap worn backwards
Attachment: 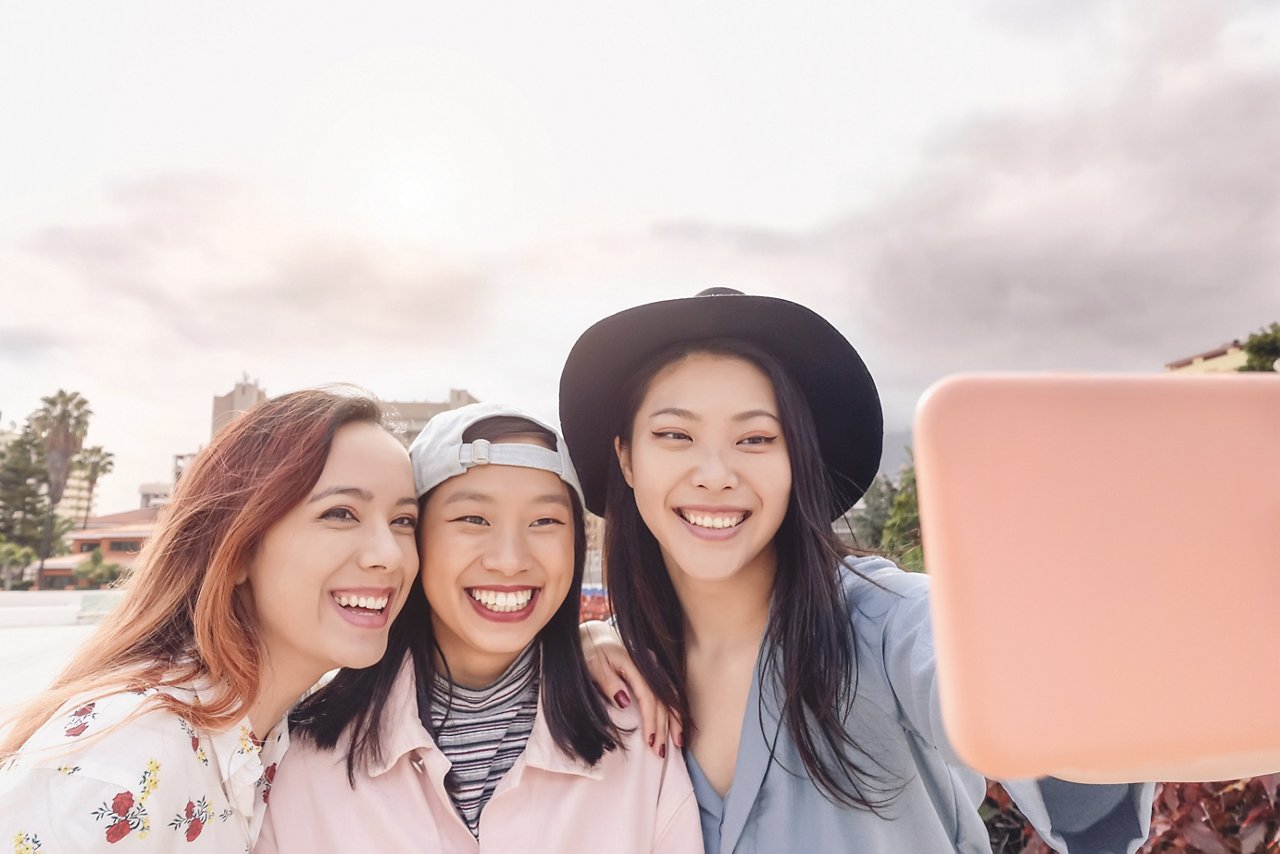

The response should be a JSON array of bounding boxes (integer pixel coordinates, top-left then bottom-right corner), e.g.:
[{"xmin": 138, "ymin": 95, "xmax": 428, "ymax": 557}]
[{"xmin": 408, "ymin": 401, "xmax": 585, "ymax": 504}]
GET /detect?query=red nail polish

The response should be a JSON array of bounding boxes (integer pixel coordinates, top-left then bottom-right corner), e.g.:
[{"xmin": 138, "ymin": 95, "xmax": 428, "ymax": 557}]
[
  {"xmin": 659, "ymin": 743, "xmax": 667, "ymax": 759},
  {"xmin": 648, "ymin": 733, "xmax": 655, "ymax": 748},
  {"xmin": 614, "ymin": 690, "xmax": 630, "ymax": 709}
]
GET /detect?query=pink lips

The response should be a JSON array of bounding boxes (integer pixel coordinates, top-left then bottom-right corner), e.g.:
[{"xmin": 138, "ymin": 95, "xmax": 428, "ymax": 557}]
[
  {"xmin": 465, "ymin": 586, "xmax": 541, "ymax": 623},
  {"xmin": 330, "ymin": 587, "xmax": 396, "ymax": 629}
]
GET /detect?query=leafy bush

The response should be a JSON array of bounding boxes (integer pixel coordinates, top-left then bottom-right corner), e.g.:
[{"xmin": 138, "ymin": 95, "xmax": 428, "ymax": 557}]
[{"xmin": 985, "ymin": 776, "xmax": 1280, "ymax": 852}]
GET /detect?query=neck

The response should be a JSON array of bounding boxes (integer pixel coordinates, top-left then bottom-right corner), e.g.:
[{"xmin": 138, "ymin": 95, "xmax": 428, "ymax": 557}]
[
  {"xmin": 434, "ymin": 639, "xmax": 524, "ymax": 690},
  {"xmin": 667, "ymin": 547, "xmax": 774, "ymax": 657},
  {"xmin": 246, "ymin": 657, "xmax": 320, "ymax": 740}
]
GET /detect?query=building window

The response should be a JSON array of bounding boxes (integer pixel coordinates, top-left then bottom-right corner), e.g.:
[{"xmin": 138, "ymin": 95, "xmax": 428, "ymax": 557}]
[
  {"xmin": 108, "ymin": 541, "xmax": 142, "ymax": 552},
  {"xmin": 79, "ymin": 543, "xmax": 99, "ymax": 553}
]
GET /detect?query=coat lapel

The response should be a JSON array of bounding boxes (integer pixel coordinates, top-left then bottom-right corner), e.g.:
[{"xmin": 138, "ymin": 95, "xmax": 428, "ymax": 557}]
[{"xmin": 718, "ymin": 647, "xmax": 785, "ymax": 854}]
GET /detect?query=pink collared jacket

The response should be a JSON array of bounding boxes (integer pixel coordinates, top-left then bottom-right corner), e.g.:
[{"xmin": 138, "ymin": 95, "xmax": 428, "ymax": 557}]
[{"xmin": 255, "ymin": 656, "xmax": 702, "ymax": 854}]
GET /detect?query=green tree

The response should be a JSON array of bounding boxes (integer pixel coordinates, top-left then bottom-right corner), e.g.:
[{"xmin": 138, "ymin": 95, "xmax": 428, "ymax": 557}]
[
  {"xmin": 881, "ymin": 450, "xmax": 924, "ymax": 572},
  {"xmin": 73, "ymin": 547, "xmax": 125, "ymax": 588},
  {"xmin": 848, "ymin": 474, "xmax": 899, "ymax": 549},
  {"xmin": 0, "ymin": 423, "xmax": 51, "ymax": 552},
  {"xmin": 31, "ymin": 391, "xmax": 92, "ymax": 587},
  {"xmin": 74, "ymin": 445, "xmax": 115, "ymax": 527},
  {"xmin": 0, "ymin": 537, "xmax": 38, "ymax": 591},
  {"xmin": 1238, "ymin": 322, "xmax": 1280, "ymax": 372},
  {"xmin": 32, "ymin": 390, "xmax": 92, "ymax": 508}
]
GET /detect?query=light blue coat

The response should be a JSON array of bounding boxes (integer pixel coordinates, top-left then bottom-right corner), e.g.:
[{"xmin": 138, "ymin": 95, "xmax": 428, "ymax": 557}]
[{"xmin": 687, "ymin": 556, "xmax": 1154, "ymax": 853}]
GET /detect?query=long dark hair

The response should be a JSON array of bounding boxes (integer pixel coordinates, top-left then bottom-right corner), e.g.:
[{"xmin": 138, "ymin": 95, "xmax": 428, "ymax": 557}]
[
  {"xmin": 291, "ymin": 415, "xmax": 620, "ymax": 783},
  {"xmin": 606, "ymin": 338, "xmax": 900, "ymax": 812}
]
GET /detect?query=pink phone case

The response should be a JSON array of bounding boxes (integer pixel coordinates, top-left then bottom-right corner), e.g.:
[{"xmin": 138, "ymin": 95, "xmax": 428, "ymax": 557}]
[{"xmin": 915, "ymin": 373, "xmax": 1280, "ymax": 783}]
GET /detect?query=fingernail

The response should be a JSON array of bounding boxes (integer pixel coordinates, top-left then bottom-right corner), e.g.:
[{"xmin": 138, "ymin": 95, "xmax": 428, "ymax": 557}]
[
  {"xmin": 659, "ymin": 743, "xmax": 667, "ymax": 759},
  {"xmin": 613, "ymin": 690, "xmax": 630, "ymax": 709},
  {"xmin": 648, "ymin": 733, "xmax": 655, "ymax": 748},
  {"xmin": 675, "ymin": 732, "xmax": 683, "ymax": 748}
]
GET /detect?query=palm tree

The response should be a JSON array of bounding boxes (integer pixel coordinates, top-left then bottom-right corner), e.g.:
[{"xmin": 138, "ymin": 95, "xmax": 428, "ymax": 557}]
[
  {"xmin": 75, "ymin": 446, "xmax": 115, "ymax": 528},
  {"xmin": 0, "ymin": 538, "xmax": 38, "ymax": 591},
  {"xmin": 31, "ymin": 391, "xmax": 92, "ymax": 587}
]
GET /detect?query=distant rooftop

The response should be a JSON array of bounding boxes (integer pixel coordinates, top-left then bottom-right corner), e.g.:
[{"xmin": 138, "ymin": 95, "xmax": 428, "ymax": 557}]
[
  {"xmin": 1164, "ymin": 341, "xmax": 1245, "ymax": 372},
  {"xmin": 84, "ymin": 506, "xmax": 163, "ymax": 528}
]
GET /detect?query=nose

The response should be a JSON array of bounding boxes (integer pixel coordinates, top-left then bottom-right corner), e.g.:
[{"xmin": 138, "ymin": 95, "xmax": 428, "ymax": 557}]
[
  {"xmin": 359, "ymin": 522, "xmax": 407, "ymax": 574},
  {"xmin": 480, "ymin": 525, "xmax": 533, "ymax": 577},
  {"xmin": 691, "ymin": 444, "xmax": 739, "ymax": 492}
]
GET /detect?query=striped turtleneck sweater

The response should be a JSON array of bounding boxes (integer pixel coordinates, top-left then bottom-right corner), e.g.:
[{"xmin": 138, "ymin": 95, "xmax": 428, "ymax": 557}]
[{"xmin": 430, "ymin": 644, "xmax": 540, "ymax": 838}]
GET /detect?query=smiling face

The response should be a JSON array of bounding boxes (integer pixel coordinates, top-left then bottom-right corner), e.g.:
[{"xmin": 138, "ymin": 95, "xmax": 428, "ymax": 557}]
[
  {"xmin": 243, "ymin": 421, "xmax": 419, "ymax": 689},
  {"xmin": 617, "ymin": 352, "xmax": 792, "ymax": 587},
  {"xmin": 420, "ymin": 450, "xmax": 576, "ymax": 688}
]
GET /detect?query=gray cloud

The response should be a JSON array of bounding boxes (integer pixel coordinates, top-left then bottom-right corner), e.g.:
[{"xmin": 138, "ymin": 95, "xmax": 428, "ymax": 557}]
[
  {"xmin": 0, "ymin": 327, "xmax": 64, "ymax": 361},
  {"xmin": 648, "ymin": 0, "xmax": 1280, "ymax": 424},
  {"xmin": 20, "ymin": 172, "xmax": 495, "ymax": 355}
]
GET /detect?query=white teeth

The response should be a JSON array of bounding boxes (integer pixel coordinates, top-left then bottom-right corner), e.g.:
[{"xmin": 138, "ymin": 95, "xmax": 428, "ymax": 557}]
[
  {"xmin": 467, "ymin": 588, "xmax": 534, "ymax": 613},
  {"xmin": 334, "ymin": 594, "xmax": 389, "ymax": 610},
  {"xmin": 680, "ymin": 511, "xmax": 746, "ymax": 530}
]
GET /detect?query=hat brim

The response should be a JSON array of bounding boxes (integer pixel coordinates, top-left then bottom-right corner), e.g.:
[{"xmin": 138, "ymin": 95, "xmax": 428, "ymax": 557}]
[{"xmin": 558, "ymin": 293, "xmax": 883, "ymax": 520}]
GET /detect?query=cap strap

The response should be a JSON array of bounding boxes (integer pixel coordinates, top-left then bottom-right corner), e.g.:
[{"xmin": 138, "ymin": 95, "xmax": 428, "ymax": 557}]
[{"xmin": 458, "ymin": 439, "xmax": 565, "ymax": 476}]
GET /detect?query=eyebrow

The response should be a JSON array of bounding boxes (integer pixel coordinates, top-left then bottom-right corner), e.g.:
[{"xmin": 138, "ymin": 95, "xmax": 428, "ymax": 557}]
[
  {"xmin": 309, "ymin": 486, "xmax": 418, "ymax": 507},
  {"xmin": 443, "ymin": 490, "xmax": 572, "ymax": 508},
  {"xmin": 646, "ymin": 406, "xmax": 780, "ymax": 424}
]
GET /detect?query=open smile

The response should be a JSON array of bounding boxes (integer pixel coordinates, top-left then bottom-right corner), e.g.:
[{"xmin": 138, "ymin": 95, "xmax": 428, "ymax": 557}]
[
  {"xmin": 329, "ymin": 587, "xmax": 395, "ymax": 628},
  {"xmin": 675, "ymin": 508, "xmax": 750, "ymax": 530},
  {"xmin": 466, "ymin": 586, "xmax": 540, "ymax": 621}
]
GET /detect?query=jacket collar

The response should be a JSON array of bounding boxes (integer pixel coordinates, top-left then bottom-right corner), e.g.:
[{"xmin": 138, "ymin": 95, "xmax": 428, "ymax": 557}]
[{"xmin": 369, "ymin": 652, "xmax": 604, "ymax": 781}]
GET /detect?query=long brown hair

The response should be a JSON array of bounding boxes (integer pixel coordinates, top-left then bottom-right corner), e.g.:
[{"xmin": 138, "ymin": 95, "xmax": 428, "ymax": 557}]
[{"xmin": 1, "ymin": 388, "xmax": 389, "ymax": 760}]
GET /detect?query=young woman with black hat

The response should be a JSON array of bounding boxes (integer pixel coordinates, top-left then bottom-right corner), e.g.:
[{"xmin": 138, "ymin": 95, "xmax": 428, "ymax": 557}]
[{"xmin": 559, "ymin": 289, "xmax": 1154, "ymax": 853}]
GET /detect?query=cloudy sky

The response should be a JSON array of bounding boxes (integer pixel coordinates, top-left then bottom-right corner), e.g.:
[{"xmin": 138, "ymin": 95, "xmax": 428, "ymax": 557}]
[{"xmin": 2, "ymin": 0, "xmax": 1278, "ymax": 514}]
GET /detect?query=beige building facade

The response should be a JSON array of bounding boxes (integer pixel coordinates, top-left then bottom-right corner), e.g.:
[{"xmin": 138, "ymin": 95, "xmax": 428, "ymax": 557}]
[{"xmin": 1164, "ymin": 342, "xmax": 1248, "ymax": 374}]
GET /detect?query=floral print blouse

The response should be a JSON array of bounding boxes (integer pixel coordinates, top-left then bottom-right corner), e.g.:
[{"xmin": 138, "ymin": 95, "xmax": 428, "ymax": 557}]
[{"xmin": 1, "ymin": 683, "xmax": 288, "ymax": 853}]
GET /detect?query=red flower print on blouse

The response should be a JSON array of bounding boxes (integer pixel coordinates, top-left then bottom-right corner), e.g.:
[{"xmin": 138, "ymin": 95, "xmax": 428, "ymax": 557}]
[
  {"xmin": 112, "ymin": 791, "xmax": 134, "ymax": 815},
  {"xmin": 262, "ymin": 763, "xmax": 277, "ymax": 803},
  {"xmin": 92, "ymin": 788, "xmax": 148, "ymax": 844},
  {"xmin": 169, "ymin": 796, "xmax": 213, "ymax": 842},
  {"xmin": 64, "ymin": 702, "xmax": 98, "ymax": 737},
  {"xmin": 105, "ymin": 819, "xmax": 132, "ymax": 844}
]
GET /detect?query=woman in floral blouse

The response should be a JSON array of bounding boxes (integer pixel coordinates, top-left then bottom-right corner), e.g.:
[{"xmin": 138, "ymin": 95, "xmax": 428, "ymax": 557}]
[{"xmin": 1, "ymin": 389, "xmax": 420, "ymax": 852}]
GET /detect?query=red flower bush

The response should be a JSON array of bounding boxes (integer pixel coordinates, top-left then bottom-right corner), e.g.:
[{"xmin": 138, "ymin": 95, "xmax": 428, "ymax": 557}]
[{"xmin": 984, "ymin": 776, "xmax": 1280, "ymax": 853}]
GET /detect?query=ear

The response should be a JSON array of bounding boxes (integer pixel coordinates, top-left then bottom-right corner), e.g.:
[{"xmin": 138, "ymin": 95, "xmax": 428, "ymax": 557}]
[{"xmin": 614, "ymin": 436, "xmax": 634, "ymax": 488}]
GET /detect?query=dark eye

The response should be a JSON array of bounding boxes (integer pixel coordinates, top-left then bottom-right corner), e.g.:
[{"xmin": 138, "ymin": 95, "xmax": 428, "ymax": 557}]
[
  {"xmin": 531, "ymin": 517, "xmax": 568, "ymax": 528},
  {"xmin": 739, "ymin": 435, "xmax": 777, "ymax": 446},
  {"xmin": 452, "ymin": 515, "xmax": 489, "ymax": 526},
  {"xmin": 653, "ymin": 430, "xmax": 691, "ymax": 441},
  {"xmin": 321, "ymin": 507, "xmax": 357, "ymax": 522},
  {"xmin": 392, "ymin": 514, "xmax": 418, "ymax": 529}
]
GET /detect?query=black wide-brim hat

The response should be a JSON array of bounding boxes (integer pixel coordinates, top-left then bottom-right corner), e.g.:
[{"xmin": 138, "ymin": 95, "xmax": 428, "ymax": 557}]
[{"xmin": 558, "ymin": 288, "xmax": 883, "ymax": 521}]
